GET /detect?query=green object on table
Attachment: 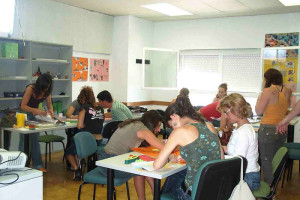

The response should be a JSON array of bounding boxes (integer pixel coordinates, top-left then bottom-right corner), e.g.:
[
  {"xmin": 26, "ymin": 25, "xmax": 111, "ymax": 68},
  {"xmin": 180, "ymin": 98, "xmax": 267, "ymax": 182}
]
[
  {"xmin": 57, "ymin": 101, "xmax": 62, "ymax": 113},
  {"xmin": 38, "ymin": 103, "xmax": 43, "ymax": 110}
]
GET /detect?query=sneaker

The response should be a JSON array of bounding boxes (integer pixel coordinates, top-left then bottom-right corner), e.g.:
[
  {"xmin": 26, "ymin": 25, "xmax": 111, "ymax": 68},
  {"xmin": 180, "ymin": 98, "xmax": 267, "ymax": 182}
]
[
  {"xmin": 73, "ymin": 169, "xmax": 82, "ymax": 181},
  {"xmin": 39, "ymin": 168, "xmax": 47, "ymax": 173}
]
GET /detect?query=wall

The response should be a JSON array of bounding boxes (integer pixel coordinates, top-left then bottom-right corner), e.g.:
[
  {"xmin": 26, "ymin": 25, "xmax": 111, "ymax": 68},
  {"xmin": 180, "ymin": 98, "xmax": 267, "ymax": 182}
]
[{"xmin": 13, "ymin": 0, "xmax": 113, "ymax": 54}]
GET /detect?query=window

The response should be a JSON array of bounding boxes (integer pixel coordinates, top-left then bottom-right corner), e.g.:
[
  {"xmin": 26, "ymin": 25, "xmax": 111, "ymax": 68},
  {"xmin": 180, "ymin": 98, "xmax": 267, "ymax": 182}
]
[{"xmin": 0, "ymin": 0, "xmax": 15, "ymax": 36}]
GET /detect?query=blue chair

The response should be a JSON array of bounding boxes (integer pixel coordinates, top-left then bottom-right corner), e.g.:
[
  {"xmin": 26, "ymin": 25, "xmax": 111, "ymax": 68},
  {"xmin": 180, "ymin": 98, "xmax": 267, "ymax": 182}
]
[
  {"xmin": 74, "ymin": 131, "xmax": 131, "ymax": 200},
  {"xmin": 161, "ymin": 157, "xmax": 246, "ymax": 200}
]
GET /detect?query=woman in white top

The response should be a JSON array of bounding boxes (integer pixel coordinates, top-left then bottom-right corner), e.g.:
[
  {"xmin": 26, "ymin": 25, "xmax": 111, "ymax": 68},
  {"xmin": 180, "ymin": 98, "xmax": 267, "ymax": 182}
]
[{"xmin": 217, "ymin": 93, "xmax": 260, "ymax": 191}]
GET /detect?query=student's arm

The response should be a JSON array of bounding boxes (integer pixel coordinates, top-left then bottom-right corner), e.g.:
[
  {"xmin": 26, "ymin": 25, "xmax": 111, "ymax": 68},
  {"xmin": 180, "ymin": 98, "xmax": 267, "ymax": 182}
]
[
  {"xmin": 153, "ymin": 129, "xmax": 181, "ymax": 170},
  {"xmin": 45, "ymin": 95, "xmax": 54, "ymax": 117},
  {"xmin": 66, "ymin": 106, "xmax": 77, "ymax": 119},
  {"xmin": 277, "ymin": 100, "xmax": 300, "ymax": 134},
  {"xmin": 255, "ymin": 88, "xmax": 271, "ymax": 116},
  {"xmin": 20, "ymin": 87, "xmax": 47, "ymax": 116},
  {"xmin": 205, "ymin": 122, "xmax": 217, "ymax": 135},
  {"xmin": 137, "ymin": 129, "xmax": 164, "ymax": 151},
  {"xmin": 77, "ymin": 109, "xmax": 86, "ymax": 129},
  {"xmin": 104, "ymin": 112, "xmax": 112, "ymax": 118}
]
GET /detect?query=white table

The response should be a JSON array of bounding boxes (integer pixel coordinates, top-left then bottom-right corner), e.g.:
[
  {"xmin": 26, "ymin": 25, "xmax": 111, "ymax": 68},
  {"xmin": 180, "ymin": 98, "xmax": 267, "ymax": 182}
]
[
  {"xmin": 1, "ymin": 124, "xmax": 77, "ymax": 166},
  {"xmin": 0, "ymin": 168, "xmax": 43, "ymax": 200},
  {"xmin": 96, "ymin": 152, "xmax": 187, "ymax": 200}
]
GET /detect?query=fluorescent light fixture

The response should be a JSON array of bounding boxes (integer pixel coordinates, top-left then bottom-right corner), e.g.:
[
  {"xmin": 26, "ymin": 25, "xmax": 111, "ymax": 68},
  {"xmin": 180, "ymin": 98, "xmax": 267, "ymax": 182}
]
[
  {"xmin": 141, "ymin": 3, "xmax": 192, "ymax": 16},
  {"xmin": 0, "ymin": 0, "xmax": 15, "ymax": 34},
  {"xmin": 278, "ymin": 0, "xmax": 300, "ymax": 6}
]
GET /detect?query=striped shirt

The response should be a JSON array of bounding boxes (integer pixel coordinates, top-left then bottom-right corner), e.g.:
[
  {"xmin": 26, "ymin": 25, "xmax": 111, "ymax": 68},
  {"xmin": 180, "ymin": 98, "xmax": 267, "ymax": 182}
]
[{"xmin": 111, "ymin": 100, "xmax": 133, "ymax": 121}]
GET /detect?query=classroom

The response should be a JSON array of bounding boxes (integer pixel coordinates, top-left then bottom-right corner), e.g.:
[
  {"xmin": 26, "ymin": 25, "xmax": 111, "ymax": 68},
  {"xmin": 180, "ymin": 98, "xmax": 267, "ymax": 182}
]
[{"xmin": 0, "ymin": 0, "xmax": 300, "ymax": 199}]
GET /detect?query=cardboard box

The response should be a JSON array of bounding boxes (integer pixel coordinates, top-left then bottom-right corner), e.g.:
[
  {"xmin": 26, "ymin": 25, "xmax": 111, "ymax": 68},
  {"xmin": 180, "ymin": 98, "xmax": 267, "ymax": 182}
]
[{"xmin": 1, "ymin": 42, "xmax": 18, "ymax": 58}]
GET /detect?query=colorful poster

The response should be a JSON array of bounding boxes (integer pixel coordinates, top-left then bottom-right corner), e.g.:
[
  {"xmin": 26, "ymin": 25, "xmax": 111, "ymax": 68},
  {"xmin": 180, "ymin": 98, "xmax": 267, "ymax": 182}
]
[
  {"xmin": 89, "ymin": 59, "xmax": 109, "ymax": 81},
  {"xmin": 72, "ymin": 57, "xmax": 88, "ymax": 81},
  {"xmin": 263, "ymin": 49, "xmax": 298, "ymax": 92},
  {"xmin": 265, "ymin": 32, "xmax": 299, "ymax": 47}
]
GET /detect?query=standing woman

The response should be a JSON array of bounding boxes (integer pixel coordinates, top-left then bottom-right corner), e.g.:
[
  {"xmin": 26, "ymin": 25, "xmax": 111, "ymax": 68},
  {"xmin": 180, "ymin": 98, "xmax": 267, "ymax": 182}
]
[
  {"xmin": 255, "ymin": 68, "xmax": 291, "ymax": 184},
  {"xmin": 20, "ymin": 73, "xmax": 54, "ymax": 171},
  {"xmin": 213, "ymin": 83, "xmax": 227, "ymax": 102},
  {"xmin": 154, "ymin": 95, "xmax": 223, "ymax": 200},
  {"xmin": 98, "ymin": 110, "xmax": 164, "ymax": 200}
]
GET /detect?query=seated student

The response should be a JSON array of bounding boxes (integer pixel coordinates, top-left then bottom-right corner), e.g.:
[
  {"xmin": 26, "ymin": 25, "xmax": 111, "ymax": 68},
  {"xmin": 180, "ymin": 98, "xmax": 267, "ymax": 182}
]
[
  {"xmin": 213, "ymin": 83, "xmax": 228, "ymax": 102},
  {"xmin": 153, "ymin": 95, "xmax": 224, "ymax": 200},
  {"xmin": 66, "ymin": 97, "xmax": 84, "ymax": 119},
  {"xmin": 217, "ymin": 93, "xmax": 260, "ymax": 191},
  {"xmin": 97, "ymin": 90, "xmax": 133, "ymax": 121},
  {"xmin": 98, "ymin": 110, "xmax": 164, "ymax": 200},
  {"xmin": 171, "ymin": 87, "xmax": 189, "ymax": 103},
  {"xmin": 65, "ymin": 86, "xmax": 104, "ymax": 181}
]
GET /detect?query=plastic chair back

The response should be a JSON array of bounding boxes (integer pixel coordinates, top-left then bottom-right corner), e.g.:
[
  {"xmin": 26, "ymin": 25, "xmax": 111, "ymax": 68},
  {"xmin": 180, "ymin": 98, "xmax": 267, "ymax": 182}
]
[
  {"xmin": 74, "ymin": 132, "xmax": 97, "ymax": 159},
  {"xmin": 191, "ymin": 157, "xmax": 247, "ymax": 200},
  {"xmin": 271, "ymin": 147, "xmax": 288, "ymax": 189},
  {"xmin": 102, "ymin": 121, "xmax": 122, "ymax": 140}
]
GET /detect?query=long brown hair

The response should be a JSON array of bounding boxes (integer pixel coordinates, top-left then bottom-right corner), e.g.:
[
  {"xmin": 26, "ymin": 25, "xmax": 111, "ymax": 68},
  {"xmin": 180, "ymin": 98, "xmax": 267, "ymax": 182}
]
[
  {"xmin": 264, "ymin": 68, "xmax": 283, "ymax": 88},
  {"xmin": 33, "ymin": 73, "xmax": 53, "ymax": 98},
  {"xmin": 165, "ymin": 95, "xmax": 205, "ymax": 123},
  {"xmin": 119, "ymin": 110, "xmax": 163, "ymax": 133}
]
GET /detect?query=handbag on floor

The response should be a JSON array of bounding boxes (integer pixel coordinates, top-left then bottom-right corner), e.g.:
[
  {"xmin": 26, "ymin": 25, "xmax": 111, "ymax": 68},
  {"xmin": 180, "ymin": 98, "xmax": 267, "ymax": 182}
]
[{"xmin": 228, "ymin": 156, "xmax": 255, "ymax": 200}]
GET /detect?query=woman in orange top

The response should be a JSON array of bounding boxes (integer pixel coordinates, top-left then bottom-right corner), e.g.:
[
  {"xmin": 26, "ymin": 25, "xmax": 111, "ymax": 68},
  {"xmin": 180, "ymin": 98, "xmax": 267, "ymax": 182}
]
[{"xmin": 255, "ymin": 68, "xmax": 291, "ymax": 184}]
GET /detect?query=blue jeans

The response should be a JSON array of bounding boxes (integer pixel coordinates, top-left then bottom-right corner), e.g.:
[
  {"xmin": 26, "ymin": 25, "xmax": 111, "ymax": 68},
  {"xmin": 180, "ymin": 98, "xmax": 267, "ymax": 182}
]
[
  {"xmin": 18, "ymin": 113, "xmax": 43, "ymax": 169},
  {"xmin": 244, "ymin": 172, "xmax": 260, "ymax": 191},
  {"xmin": 161, "ymin": 169, "xmax": 192, "ymax": 200}
]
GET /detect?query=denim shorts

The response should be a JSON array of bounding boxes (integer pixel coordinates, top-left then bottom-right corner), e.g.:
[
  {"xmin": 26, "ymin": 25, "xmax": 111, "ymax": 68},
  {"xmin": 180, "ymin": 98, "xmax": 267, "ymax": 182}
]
[{"xmin": 244, "ymin": 172, "xmax": 260, "ymax": 191}]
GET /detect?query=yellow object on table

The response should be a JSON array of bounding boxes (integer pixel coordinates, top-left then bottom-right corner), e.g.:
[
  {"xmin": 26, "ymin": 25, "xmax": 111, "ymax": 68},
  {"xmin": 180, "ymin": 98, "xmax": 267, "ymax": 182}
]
[{"xmin": 16, "ymin": 113, "xmax": 25, "ymax": 127}]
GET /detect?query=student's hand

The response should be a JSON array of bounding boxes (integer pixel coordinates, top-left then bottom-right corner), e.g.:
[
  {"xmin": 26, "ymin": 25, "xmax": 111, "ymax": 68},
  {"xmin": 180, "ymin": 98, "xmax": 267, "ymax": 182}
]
[
  {"xmin": 35, "ymin": 109, "xmax": 47, "ymax": 116},
  {"xmin": 168, "ymin": 154, "xmax": 178, "ymax": 163},
  {"xmin": 48, "ymin": 109, "xmax": 55, "ymax": 118},
  {"xmin": 222, "ymin": 146, "xmax": 228, "ymax": 154},
  {"xmin": 276, "ymin": 119, "xmax": 288, "ymax": 134}
]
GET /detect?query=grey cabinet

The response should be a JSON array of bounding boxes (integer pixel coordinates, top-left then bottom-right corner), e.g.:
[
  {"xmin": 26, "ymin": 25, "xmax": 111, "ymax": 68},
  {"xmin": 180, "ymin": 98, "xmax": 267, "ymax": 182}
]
[{"xmin": 0, "ymin": 37, "xmax": 72, "ymax": 111}]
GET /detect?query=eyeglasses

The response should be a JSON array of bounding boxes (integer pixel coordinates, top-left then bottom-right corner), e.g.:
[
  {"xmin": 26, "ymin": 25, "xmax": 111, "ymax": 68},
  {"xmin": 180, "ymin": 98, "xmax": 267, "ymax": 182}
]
[{"xmin": 223, "ymin": 109, "xmax": 231, "ymax": 115}]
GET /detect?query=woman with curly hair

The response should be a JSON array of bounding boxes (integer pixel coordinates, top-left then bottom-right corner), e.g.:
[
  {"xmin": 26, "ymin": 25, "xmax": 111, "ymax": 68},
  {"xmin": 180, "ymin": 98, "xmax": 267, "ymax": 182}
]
[
  {"xmin": 218, "ymin": 93, "xmax": 260, "ymax": 191},
  {"xmin": 66, "ymin": 86, "xmax": 104, "ymax": 181},
  {"xmin": 154, "ymin": 95, "xmax": 223, "ymax": 200}
]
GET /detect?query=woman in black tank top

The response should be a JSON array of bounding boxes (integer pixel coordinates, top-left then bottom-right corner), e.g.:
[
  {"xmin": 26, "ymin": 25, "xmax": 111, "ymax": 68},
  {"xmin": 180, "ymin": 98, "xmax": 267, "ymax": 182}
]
[{"xmin": 19, "ymin": 73, "xmax": 53, "ymax": 172}]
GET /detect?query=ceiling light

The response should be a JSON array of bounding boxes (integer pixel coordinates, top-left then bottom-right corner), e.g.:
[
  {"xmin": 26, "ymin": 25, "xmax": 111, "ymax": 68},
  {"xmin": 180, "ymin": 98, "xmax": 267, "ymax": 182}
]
[
  {"xmin": 141, "ymin": 3, "xmax": 192, "ymax": 16},
  {"xmin": 278, "ymin": 0, "xmax": 300, "ymax": 6}
]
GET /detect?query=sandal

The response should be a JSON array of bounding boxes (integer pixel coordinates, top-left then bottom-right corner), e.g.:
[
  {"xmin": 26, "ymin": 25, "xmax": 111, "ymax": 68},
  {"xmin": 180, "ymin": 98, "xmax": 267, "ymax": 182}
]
[{"xmin": 73, "ymin": 169, "xmax": 82, "ymax": 181}]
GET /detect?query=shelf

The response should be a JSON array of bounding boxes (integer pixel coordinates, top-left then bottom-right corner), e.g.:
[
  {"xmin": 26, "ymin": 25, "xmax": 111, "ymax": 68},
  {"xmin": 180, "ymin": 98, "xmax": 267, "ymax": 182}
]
[
  {"xmin": 52, "ymin": 95, "xmax": 70, "ymax": 98},
  {"xmin": 0, "ymin": 58, "xmax": 29, "ymax": 62},
  {"xmin": 32, "ymin": 77, "xmax": 70, "ymax": 81},
  {"xmin": 0, "ymin": 97, "xmax": 23, "ymax": 101},
  {"xmin": 32, "ymin": 58, "xmax": 69, "ymax": 64},
  {"xmin": 0, "ymin": 76, "xmax": 29, "ymax": 80}
]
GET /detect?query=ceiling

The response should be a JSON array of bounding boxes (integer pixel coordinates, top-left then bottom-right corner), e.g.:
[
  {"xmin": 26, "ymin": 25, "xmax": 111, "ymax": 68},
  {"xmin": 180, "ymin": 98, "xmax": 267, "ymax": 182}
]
[{"xmin": 53, "ymin": 0, "xmax": 300, "ymax": 21}]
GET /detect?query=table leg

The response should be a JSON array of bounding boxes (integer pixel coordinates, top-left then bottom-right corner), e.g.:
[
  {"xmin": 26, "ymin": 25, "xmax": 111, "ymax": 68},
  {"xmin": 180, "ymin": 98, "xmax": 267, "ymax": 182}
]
[
  {"xmin": 107, "ymin": 168, "xmax": 114, "ymax": 200},
  {"xmin": 154, "ymin": 178, "xmax": 161, "ymax": 200},
  {"xmin": 24, "ymin": 134, "xmax": 30, "ymax": 167},
  {"xmin": 3, "ymin": 130, "xmax": 11, "ymax": 150},
  {"xmin": 287, "ymin": 124, "xmax": 294, "ymax": 143}
]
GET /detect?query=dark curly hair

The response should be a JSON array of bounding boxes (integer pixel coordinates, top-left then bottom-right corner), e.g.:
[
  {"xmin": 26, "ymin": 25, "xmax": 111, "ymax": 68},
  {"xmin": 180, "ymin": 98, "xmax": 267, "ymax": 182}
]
[
  {"xmin": 165, "ymin": 95, "xmax": 205, "ymax": 123},
  {"xmin": 77, "ymin": 86, "xmax": 96, "ymax": 107},
  {"xmin": 264, "ymin": 68, "xmax": 283, "ymax": 88},
  {"xmin": 119, "ymin": 110, "xmax": 163, "ymax": 133}
]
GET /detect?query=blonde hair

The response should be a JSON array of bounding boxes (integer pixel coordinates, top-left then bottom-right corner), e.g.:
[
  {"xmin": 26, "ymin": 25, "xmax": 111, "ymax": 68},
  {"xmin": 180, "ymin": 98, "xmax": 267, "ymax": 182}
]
[{"xmin": 217, "ymin": 93, "xmax": 252, "ymax": 119}]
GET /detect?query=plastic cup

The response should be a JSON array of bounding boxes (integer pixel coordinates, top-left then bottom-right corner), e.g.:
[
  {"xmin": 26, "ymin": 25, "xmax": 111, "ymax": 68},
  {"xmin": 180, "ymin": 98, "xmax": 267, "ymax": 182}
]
[{"xmin": 17, "ymin": 113, "xmax": 25, "ymax": 127}]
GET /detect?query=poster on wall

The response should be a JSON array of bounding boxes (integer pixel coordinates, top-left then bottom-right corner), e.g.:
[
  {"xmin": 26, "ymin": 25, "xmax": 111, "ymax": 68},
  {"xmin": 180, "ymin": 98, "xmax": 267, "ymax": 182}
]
[
  {"xmin": 72, "ymin": 57, "xmax": 88, "ymax": 81},
  {"xmin": 264, "ymin": 32, "xmax": 299, "ymax": 47},
  {"xmin": 89, "ymin": 58, "xmax": 109, "ymax": 82}
]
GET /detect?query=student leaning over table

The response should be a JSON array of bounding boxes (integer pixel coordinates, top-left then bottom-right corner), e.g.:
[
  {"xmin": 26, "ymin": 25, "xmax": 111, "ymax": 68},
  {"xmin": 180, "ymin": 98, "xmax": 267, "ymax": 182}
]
[
  {"xmin": 218, "ymin": 93, "xmax": 260, "ymax": 191},
  {"xmin": 255, "ymin": 68, "xmax": 291, "ymax": 185},
  {"xmin": 153, "ymin": 95, "xmax": 224, "ymax": 200},
  {"xmin": 19, "ymin": 73, "xmax": 54, "ymax": 172},
  {"xmin": 98, "ymin": 110, "xmax": 164, "ymax": 200}
]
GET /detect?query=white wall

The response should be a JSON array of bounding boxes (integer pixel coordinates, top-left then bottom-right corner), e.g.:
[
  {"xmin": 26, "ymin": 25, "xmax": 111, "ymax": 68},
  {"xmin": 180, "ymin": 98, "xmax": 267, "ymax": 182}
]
[
  {"xmin": 127, "ymin": 16, "xmax": 153, "ymax": 102},
  {"xmin": 13, "ymin": 0, "xmax": 113, "ymax": 54}
]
